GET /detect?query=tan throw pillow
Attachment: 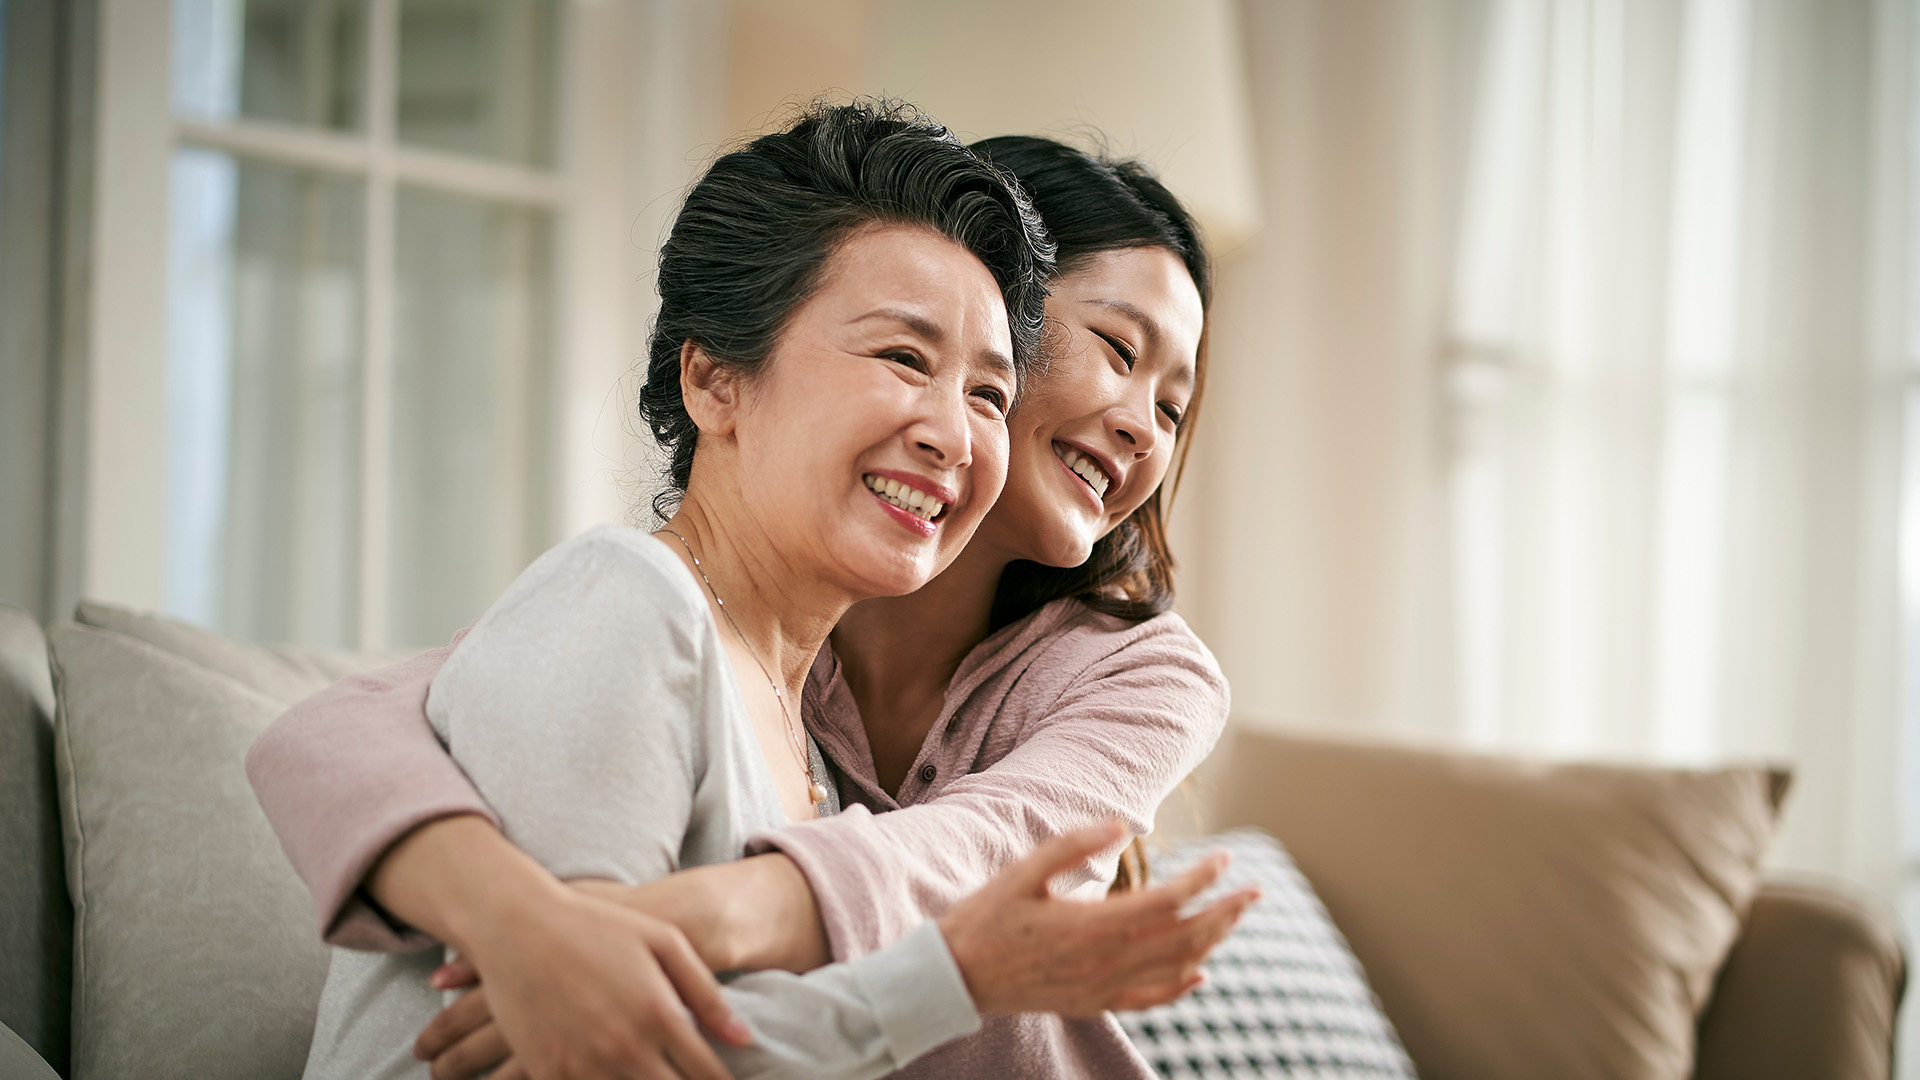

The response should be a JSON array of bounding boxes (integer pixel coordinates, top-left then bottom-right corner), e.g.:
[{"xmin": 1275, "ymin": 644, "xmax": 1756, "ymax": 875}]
[{"xmin": 1207, "ymin": 726, "xmax": 1788, "ymax": 1080}]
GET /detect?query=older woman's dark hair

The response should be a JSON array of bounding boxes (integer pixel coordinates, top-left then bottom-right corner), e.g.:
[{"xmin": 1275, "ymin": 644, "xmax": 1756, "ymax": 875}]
[
  {"xmin": 639, "ymin": 101, "xmax": 1055, "ymax": 519},
  {"xmin": 970, "ymin": 136, "xmax": 1212, "ymax": 630}
]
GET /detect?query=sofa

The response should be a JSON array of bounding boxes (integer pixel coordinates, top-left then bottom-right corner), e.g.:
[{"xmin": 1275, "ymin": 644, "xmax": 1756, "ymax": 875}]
[{"xmin": 0, "ymin": 600, "xmax": 1908, "ymax": 1079}]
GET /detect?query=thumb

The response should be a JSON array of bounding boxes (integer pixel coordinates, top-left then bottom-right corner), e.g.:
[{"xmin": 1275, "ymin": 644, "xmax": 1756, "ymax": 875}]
[{"xmin": 1002, "ymin": 822, "xmax": 1128, "ymax": 898}]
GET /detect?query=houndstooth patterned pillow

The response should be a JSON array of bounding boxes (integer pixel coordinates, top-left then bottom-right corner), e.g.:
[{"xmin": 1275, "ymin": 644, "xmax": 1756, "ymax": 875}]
[{"xmin": 1119, "ymin": 829, "xmax": 1419, "ymax": 1079}]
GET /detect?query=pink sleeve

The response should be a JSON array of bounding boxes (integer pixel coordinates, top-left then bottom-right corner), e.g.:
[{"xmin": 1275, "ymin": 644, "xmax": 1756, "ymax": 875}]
[
  {"xmin": 245, "ymin": 627, "xmax": 495, "ymax": 951},
  {"xmin": 747, "ymin": 619, "xmax": 1229, "ymax": 962}
]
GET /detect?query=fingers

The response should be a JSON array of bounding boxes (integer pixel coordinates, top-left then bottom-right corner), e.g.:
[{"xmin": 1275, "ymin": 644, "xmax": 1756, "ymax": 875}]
[
  {"xmin": 1081, "ymin": 851, "xmax": 1233, "ymax": 938},
  {"xmin": 485, "ymin": 1060, "xmax": 528, "ymax": 1080},
  {"xmin": 657, "ymin": 1011, "xmax": 735, "ymax": 1080},
  {"xmin": 645, "ymin": 925, "xmax": 752, "ymax": 1047},
  {"xmin": 1114, "ymin": 886, "xmax": 1260, "ymax": 986},
  {"xmin": 416, "ymin": 987, "xmax": 494, "ymax": 1063},
  {"xmin": 1108, "ymin": 972, "xmax": 1207, "ymax": 1012},
  {"xmin": 1002, "ymin": 821, "xmax": 1129, "ymax": 897},
  {"xmin": 427, "ymin": 1022, "xmax": 510, "ymax": 1080},
  {"xmin": 430, "ymin": 956, "xmax": 481, "ymax": 991},
  {"xmin": 1156, "ymin": 851, "xmax": 1234, "ymax": 908}
]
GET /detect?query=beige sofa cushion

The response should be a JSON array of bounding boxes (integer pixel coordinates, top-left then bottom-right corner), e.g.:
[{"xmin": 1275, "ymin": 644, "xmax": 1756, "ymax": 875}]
[
  {"xmin": 1209, "ymin": 726, "xmax": 1787, "ymax": 1080},
  {"xmin": 48, "ymin": 621, "xmax": 336, "ymax": 1080},
  {"xmin": 1693, "ymin": 880, "xmax": 1908, "ymax": 1080}
]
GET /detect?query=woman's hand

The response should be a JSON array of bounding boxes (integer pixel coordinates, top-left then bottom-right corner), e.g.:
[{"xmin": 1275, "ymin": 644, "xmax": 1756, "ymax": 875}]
[
  {"xmin": 938, "ymin": 822, "xmax": 1259, "ymax": 1016},
  {"xmin": 423, "ymin": 880, "xmax": 752, "ymax": 1080}
]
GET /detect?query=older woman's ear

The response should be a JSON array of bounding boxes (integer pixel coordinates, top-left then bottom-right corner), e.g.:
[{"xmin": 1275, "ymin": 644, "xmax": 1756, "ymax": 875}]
[{"xmin": 679, "ymin": 341, "xmax": 740, "ymax": 436}]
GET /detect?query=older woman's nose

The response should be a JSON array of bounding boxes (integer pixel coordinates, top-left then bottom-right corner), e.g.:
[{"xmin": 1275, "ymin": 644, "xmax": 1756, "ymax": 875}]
[{"xmin": 909, "ymin": 384, "xmax": 973, "ymax": 467}]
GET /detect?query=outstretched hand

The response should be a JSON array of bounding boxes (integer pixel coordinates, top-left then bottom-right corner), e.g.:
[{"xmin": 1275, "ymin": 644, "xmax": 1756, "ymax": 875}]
[{"xmin": 937, "ymin": 822, "xmax": 1259, "ymax": 1016}]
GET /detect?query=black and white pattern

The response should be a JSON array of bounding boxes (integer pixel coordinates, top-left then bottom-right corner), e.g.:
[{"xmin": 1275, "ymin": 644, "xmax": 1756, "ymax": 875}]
[{"xmin": 1119, "ymin": 829, "xmax": 1419, "ymax": 1079}]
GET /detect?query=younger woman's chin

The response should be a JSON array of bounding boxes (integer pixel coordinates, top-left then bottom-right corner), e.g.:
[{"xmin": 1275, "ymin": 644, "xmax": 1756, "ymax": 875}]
[{"xmin": 1029, "ymin": 533, "xmax": 1097, "ymax": 571}]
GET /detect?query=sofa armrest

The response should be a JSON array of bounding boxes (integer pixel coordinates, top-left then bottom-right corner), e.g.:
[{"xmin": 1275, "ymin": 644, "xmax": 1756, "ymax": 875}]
[
  {"xmin": 1693, "ymin": 879, "xmax": 1907, "ymax": 1080},
  {"xmin": 0, "ymin": 1018, "xmax": 61, "ymax": 1080}
]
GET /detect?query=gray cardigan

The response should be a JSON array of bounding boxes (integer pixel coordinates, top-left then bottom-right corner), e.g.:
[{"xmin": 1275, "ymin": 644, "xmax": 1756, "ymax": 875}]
[{"xmin": 299, "ymin": 525, "xmax": 978, "ymax": 1080}]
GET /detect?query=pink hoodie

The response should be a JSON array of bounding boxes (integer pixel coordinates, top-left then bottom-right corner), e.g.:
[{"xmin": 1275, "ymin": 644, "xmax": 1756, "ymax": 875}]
[{"xmin": 246, "ymin": 595, "xmax": 1228, "ymax": 1078}]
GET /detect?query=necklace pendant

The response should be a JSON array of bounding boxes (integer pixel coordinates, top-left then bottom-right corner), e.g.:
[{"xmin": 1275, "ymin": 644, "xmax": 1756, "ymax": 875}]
[{"xmin": 809, "ymin": 781, "xmax": 830, "ymax": 807}]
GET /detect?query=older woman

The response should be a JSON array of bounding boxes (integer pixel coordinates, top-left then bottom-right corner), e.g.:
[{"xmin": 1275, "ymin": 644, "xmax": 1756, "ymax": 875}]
[{"xmin": 278, "ymin": 104, "xmax": 1248, "ymax": 1080}]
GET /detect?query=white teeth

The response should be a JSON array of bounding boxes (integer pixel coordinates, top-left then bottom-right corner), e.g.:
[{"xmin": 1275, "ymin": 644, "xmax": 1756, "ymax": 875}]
[
  {"xmin": 1054, "ymin": 445, "xmax": 1111, "ymax": 498},
  {"xmin": 863, "ymin": 475, "xmax": 946, "ymax": 521}
]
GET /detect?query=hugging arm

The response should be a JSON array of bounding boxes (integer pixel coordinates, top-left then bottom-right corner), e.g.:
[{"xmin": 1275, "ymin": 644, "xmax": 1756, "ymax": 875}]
[
  {"xmin": 246, "ymin": 617, "xmax": 1227, "ymax": 969},
  {"xmin": 752, "ymin": 619, "xmax": 1230, "ymax": 960},
  {"xmin": 409, "ymin": 529, "xmax": 979, "ymax": 1080}
]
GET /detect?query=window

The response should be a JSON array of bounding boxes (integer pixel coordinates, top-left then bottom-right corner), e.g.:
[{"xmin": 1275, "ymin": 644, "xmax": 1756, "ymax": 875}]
[
  {"xmin": 86, "ymin": 0, "xmax": 676, "ymax": 648},
  {"xmin": 162, "ymin": 0, "xmax": 561, "ymax": 647}
]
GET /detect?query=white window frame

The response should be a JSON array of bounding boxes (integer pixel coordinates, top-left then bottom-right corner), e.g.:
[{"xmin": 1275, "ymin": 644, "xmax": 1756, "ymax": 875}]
[{"xmin": 84, "ymin": 0, "xmax": 688, "ymax": 646}]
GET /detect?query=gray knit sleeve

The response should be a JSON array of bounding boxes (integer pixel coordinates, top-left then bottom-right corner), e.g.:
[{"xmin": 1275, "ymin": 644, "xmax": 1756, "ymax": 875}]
[{"xmin": 425, "ymin": 525, "xmax": 978, "ymax": 1077}]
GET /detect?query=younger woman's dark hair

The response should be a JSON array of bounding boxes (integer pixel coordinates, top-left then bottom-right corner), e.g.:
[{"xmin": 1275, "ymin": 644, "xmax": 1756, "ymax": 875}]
[
  {"xmin": 639, "ymin": 101, "xmax": 1056, "ymax": 519},
  {"xmin": 969, "ymin": 136, "xmax": 1213, "ymax": 632}
]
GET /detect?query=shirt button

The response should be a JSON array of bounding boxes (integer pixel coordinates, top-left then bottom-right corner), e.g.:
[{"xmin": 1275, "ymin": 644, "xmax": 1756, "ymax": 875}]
[{"xmin": 918, "ymin": 763, "xmax": 938, "ymax": 784}]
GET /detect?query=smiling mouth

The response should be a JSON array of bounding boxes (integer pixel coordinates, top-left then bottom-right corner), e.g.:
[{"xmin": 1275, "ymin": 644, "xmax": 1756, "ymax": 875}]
[
  {"xmin": 1052, "ymin": 443, "xmax": 1113, "ymax": 500},
  {"xmin": 862, "ymin": 474, "xmax": 949, "ymax": 523}
]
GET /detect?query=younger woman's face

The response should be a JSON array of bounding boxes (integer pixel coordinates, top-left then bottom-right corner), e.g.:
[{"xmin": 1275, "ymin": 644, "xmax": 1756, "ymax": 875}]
[
  {"xmin": 718, "ymin": 223, "xmax": 1018, "ymax": 598},
  {"xmin": 981, "ymin": 246, "xmax": 1205, "ymax": 566}
]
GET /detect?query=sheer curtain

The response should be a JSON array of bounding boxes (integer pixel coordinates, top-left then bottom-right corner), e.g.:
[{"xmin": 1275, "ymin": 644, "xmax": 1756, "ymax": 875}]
[
  {"xmin": 1441, "ymin": 0, "xmax": 1913, "ymax": 894},
  {"xmin": 1192, "ymin": 0, "xmax": 1914, "ymax": 968}
]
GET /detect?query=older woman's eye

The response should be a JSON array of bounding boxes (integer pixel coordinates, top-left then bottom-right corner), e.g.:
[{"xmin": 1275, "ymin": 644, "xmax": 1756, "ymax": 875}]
[
  {"xmin": 883, "ymin": 350, "xmax": 929, "ymax": 372},
  {"xmin": 973, "ymin": 386, "xmax": 1010, "ymax": 414}
]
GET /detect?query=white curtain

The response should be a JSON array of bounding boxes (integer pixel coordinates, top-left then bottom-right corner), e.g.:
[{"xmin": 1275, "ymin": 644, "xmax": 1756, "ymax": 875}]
[
  {"xmin": 1443, "ymin": 0, "xmax": 1913, "ymax": 894},
  {"xmin": 1189, "ymin": 0, "xmax": 1915, "ymax": 958}
]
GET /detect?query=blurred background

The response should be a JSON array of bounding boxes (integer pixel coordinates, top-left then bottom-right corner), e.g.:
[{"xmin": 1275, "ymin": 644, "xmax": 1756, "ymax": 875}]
[{"xmin": 0, "ymin": 0, "xmax": 1914, "ymax": 1064}]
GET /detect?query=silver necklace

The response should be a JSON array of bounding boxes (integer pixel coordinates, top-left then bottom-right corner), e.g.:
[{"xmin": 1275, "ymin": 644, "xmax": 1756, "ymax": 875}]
[{"xmin": 660, "ymin": 527, "xmax": 830, "ymax": 813}]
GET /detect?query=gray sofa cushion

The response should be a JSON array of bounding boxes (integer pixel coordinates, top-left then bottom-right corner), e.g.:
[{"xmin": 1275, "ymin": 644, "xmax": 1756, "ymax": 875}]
[
  {"xmin": 73, "ymin": 599, "xmax": 407, "ymax": 699},
  {"xmin": 0, "ymin": 1018, "xmax": 62, "ymax": 1080},
  {"xmin": 48, "ymin": 622, "xmax": 334, "ymax": 1080},
  {"xmin": 0, "ymin": 604, "xmax": 69, "ymax": 1074}
]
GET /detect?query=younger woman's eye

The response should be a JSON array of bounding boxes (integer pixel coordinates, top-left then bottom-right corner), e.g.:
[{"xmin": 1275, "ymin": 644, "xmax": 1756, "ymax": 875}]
[
  {"xmin": 1095, "ymin": 332, "xmax": 1137, "ymax": 370},
  {"xmin": 1159, "ymin": 402, "xmax": 1185, "ymax": 427}
]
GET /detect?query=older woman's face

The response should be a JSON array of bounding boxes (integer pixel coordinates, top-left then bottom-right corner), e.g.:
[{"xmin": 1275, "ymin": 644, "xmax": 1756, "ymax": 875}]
[
  {"xmin": 982, "ymin": 246, "xmax": 1205, "ymax": 567},
  {"xmin": 724, "ymin": 224, "xmax": 1017, "ymax": 598}
]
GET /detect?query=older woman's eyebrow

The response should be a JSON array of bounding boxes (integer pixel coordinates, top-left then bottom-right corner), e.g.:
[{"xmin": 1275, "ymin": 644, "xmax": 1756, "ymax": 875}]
[
  {"xmin": 854, "ymin": 307, "xmax": 945, "ymax": 340},
  {"xmin": 854, "ymin": 307, "xmax": 1015, "ymax": 381}
]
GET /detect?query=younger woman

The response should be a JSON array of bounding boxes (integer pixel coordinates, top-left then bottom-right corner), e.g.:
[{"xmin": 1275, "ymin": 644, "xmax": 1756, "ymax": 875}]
[{"xmin": 253, "ymin": 131, "xmax": 1238, "ymax": 1080}]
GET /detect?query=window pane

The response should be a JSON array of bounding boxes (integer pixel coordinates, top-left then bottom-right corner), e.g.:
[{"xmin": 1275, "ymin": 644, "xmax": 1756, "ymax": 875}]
[
  {"xmin": 173, "ymin": 0, "xmax": 366, "ymax": 131},
  {"xmin": 389, "ymin": 186, "xmax": 553, "ymax": 645},
  {"xmin": 397, "ymin": 0, "xmax": 559, "ymax": 168},
  {"xmin": 168, "ymin": 150, "xmax": 364, "ymax": 645}
]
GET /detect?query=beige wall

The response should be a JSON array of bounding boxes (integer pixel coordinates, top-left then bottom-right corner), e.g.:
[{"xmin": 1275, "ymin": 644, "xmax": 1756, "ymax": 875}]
[
  {"xmin": 722, "ymin": 0, "xmax": 1259, "ymax": 248},
  {"xmin": 1176, "ymin": 1, "xmax": 1471, "ymax": 737}
]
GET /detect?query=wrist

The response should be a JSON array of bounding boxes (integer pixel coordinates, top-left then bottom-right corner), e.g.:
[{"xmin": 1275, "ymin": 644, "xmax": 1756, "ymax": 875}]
[
  {"xmin": 368, "ymin": 813, "xmax": 564, "ymax": 957},
  {"xmin": 443, "ymin": 854, "xmax": 572, "ymax": 960},
  {"xmin": 935, "ymin": 911, "xmax": 986, "ymax": 1009}
]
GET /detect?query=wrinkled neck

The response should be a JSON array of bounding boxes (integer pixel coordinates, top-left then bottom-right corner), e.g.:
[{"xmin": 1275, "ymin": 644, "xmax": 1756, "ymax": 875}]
[{"xmin": 660, "ymin": 493, "xmax": 849, "ymax": 695}]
